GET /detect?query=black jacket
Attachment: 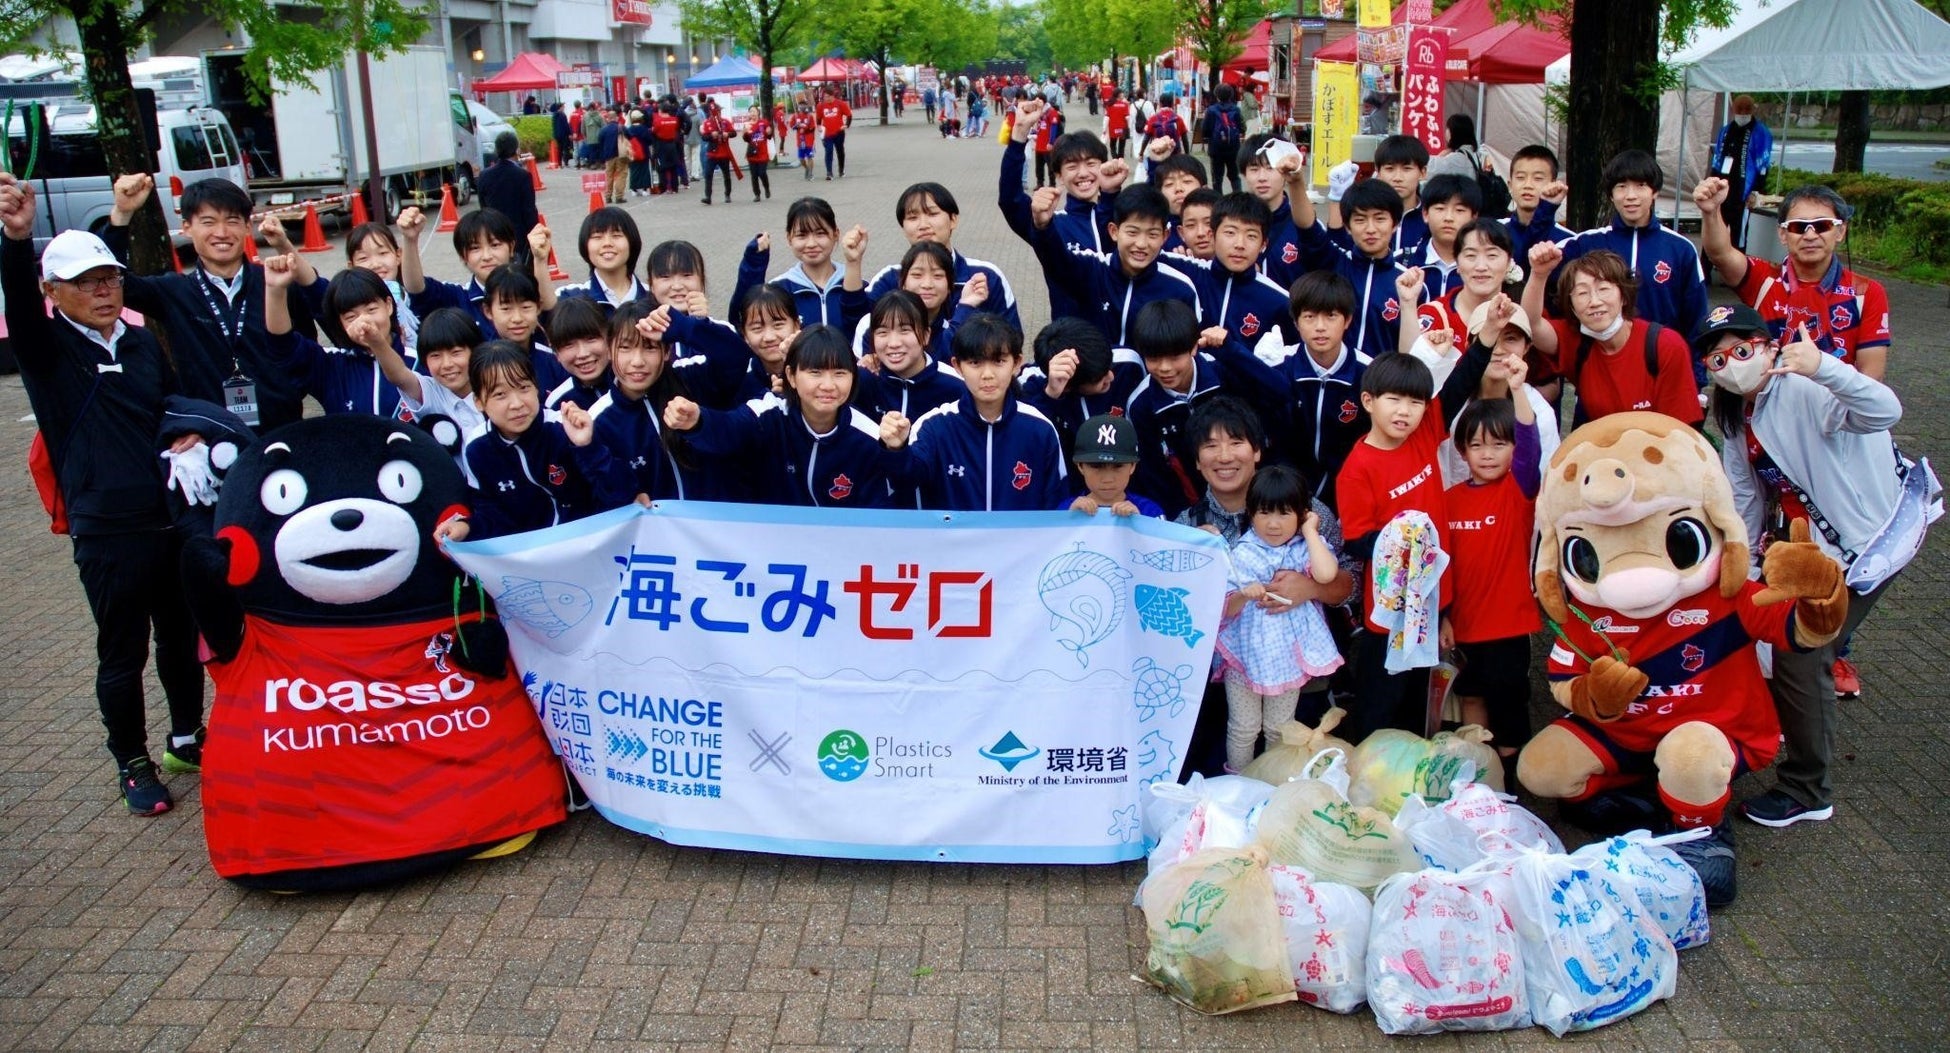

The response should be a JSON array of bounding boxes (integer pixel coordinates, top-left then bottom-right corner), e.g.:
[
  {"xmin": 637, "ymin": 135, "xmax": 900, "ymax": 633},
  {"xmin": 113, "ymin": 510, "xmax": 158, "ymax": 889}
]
[
  {"xmin": 477, "ymin": 158, "xmax": 538, "ymax": 242},
  {"xmin": 4, "ymin": 236, "xmax": 175, "ymax": 536},
  {"xmin": 101, "ymin": 224, "xmax": 317, "ymax": 433}
]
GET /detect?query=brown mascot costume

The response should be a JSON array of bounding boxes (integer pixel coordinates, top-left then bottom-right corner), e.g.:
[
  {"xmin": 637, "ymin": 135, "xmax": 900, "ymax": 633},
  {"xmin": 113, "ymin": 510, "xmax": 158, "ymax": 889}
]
[{"xmin": 1517, "ymin": 412, "xmax": 1849, "ymax": 906}]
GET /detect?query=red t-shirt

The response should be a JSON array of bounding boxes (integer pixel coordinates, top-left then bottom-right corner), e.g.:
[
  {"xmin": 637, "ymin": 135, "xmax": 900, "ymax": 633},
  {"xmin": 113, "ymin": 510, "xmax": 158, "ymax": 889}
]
[
  {"xmin": 1414, "ymin": 287, "xmax": 1468, "ymax": 341},
  {"xmin": 1545, "ymin": 579, "xmax": 1793, "ymax": 763},
  {"xmin": 201, "ymin": 614, "xmax": 567, "ymax": 880},
  {"xmin": 1106, "ymin": 100, "xmax": 1130, "ymax": 137},
  {"xmin": 1550, "ymin": 317, "xmax": 1703, "ymax": 424},
  {"xmin": 701, "ymin": 116, "xmax": 735, "ymax": 160},
  {"xmin": 1444, "ymin": 474, "xmax": 1540, "ymax": 643},
  {"xmin": 817, "ymin": 100, "xmax": 851, "ymax": 137},
  {"xmin": 791, "ymin": 111, "xmax": 817, "ymax": 147},
  {"xmin": 744, "ymin": 119, "xmax": 772, "ymax": 163},
  {"xmin": 1336, "ymin": 404, "xmax": 1452, "ymax": 633},
  {"xmin": 1734, "ymin": 256, "xmax": 1889, "ymax": 367}
]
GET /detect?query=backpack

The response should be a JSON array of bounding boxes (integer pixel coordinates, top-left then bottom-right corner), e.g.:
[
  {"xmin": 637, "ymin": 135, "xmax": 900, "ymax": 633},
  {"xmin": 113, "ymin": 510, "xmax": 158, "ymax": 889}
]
[
  {"xmin": 1209, "ymin": 106, "xmax": 1239, "ymax": 147},
  {"xmin": 28, "ymin": 431, "xmax": 66, "ymax": 535},
  {"xmin": 652, "ymin": 111, "xmax": 679, "ymax": 142},
  {"xmin": 1147, "ymin": 110, "xmax": 1179, "ymax": 141},
  {"xmin": 1468, "ymin": 148, "xmax": 1512, "ymax": 219}
]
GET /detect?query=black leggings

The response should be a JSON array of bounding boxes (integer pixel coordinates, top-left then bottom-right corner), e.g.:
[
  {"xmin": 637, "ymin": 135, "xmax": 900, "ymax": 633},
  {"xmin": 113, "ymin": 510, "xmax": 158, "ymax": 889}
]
[
  {"xmin": 1034, "ymin": 151, "xmax": 1054, "ymax": 187},
  {"xmin": 1209, "ymin": 145, "xmax": 1241, "ymax": 194},
  {"xmin": 656, "ymin": 147, "xmax": 682, "ymax": 193},
  {"xmin": 748, "ymin": 159, "xmax": 770, "ymax": 199}
]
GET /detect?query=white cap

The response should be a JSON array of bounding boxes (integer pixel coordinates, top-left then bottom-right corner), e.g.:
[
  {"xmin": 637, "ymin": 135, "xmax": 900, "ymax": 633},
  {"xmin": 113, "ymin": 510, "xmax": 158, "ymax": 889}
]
[
  {"xmin": 1466, "ymin": 298, "xmax": 1533, "ymax": 341},
  {"xmin": 41, "ymin": 229, "xmax": 125, "ymax": 283}
]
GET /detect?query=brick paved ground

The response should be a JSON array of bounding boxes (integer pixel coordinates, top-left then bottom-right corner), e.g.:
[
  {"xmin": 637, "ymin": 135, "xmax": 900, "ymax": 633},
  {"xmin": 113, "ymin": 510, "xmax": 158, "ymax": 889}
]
[{"xmin": 2, "ymin": 114, "xmax": 1948, "ymax": 1052}]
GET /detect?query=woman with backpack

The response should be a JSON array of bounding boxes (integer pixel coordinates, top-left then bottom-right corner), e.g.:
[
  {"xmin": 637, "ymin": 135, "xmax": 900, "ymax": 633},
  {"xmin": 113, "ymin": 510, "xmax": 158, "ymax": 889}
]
[
  {"xmin": 1201, "ymin": 84, "xmax": 1245, "ymax": 194},
  {"xmin": 1426, "ymin": 113, "xmax": 1512, "ymax": 218}
]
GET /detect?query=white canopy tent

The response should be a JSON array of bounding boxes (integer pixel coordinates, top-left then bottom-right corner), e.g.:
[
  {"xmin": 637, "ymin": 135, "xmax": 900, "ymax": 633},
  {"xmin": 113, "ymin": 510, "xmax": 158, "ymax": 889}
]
[{"xmin": 1546, "ymin": 0, "xmax": 1950, "ymax": 220}]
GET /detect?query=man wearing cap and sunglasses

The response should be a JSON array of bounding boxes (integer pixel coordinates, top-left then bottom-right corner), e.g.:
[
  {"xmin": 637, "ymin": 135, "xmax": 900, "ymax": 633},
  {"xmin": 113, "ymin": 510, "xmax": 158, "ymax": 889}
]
[
  {"xmin": 1695, "ymin": 176, "xmax": 1890, "ymax": 384},
  {"xmin": 0, "ymin": 172, "xmax": 211, "ymax": 817}
]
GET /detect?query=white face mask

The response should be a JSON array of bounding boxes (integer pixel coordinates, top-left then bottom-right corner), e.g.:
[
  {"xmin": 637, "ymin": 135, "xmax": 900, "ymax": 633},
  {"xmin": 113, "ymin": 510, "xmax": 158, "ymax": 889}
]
[
  {"xmin": 1579, "ymin": 315, "xmax": 1626, "ymax": 342},
  {"xmin": 1733, "ymin": 114, "xmax": 1752, "ymax": 127},
  {"xmin": 1710, "ymin": 353, "xmax": 1771, "ymax": 395}
]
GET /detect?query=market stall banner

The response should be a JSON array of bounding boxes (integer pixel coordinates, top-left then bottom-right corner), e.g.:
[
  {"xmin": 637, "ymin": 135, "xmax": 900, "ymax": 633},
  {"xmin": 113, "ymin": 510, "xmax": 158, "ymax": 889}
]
[{"xmin": 449, "ymin": 502, "xmax": 1229, "ymax": 864}]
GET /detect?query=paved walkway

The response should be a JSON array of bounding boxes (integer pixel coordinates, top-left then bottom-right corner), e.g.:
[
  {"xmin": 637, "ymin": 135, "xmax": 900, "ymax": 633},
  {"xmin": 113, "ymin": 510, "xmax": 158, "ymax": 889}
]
[{"xmin": 2, "ymin": 116, "xmax": 1948, "ymax": 1051}]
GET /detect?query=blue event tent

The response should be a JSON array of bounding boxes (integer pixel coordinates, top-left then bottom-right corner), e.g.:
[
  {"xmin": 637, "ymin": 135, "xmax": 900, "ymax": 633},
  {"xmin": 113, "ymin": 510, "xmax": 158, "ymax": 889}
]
[{"xmin": 686, "ymin": 55, "xmax": 762, "ymax": 89}]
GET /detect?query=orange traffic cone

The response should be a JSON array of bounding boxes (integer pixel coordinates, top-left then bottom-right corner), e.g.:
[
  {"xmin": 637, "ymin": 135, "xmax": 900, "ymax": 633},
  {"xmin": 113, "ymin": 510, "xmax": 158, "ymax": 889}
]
[
  {"xmin": 434, "ymin": 183, "xmax": 460, "ymax": 233},
  {"xmin": 243, "ymin": 232, "xmax": 260, "ymax": 263},
  {"xmin": 298, "ymin": 204, "xmax": 330, "ymax": 252},
  {"xmin": 527, "ymin": 155, "xmax": 545, "ymax": 191},
  {"xmin": 538, "ymin": 212, "xmax": 570, "ymax": 282},
  {"xmin": 547, "ymin": 140, "xmax": 562, "ymax": 169},
  {"xmin": 587, "ymin": 190, "xmax": 603, "ymax": 214},
  {"xmin": 350, "ymin": 192, "xmax": 371, "ymax": 228}
]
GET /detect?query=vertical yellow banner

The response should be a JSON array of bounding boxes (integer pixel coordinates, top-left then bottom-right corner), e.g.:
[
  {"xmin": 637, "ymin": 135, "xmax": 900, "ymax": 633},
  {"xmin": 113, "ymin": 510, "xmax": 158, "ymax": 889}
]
[
  {"xmin": 1313, "ymin": 60, "xmax": 1358, "ymax": 188},
  {"xmin": 1358, "ymin": 0, "xmax": 1392, "ymax": 29}
]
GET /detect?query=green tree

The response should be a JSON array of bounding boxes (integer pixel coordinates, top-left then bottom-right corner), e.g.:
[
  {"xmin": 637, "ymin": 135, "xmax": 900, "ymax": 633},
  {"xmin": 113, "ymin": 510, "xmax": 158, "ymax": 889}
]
[
  {"xmin": 1172, "ymin": 0, "xmax": 1278, "ymax": 98},
  {"xmin": 679, "ymin": 0, "xmax": 819, "ymax": 142},
  {"xmin": 1042, "ymin": 0, "xmax": 1109, "ymax": 72},
  {"xmin": 1106, "ymin": 0, "xmax": 1176, "ymax": 95},
  {"xmin": 0, "ymin": 0, "xmax": 427, "ymax": 272},
  {"xmin": 909, "ymin": 0, "xmax": 1001, "ymax": 80},
  {"xmin": 1500, "ymin": 0, "xmax": 1736, "ymax": 229},
  {"xmin": 993, "ymin": 3, "xmax": 1054, "ymax": 76}
]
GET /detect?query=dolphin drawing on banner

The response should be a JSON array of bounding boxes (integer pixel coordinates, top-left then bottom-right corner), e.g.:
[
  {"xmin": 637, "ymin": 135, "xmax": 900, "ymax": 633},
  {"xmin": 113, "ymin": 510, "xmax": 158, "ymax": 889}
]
[{"xmin": 1038, "ymin": 544, "xmax": 1133, "ymax": 667}]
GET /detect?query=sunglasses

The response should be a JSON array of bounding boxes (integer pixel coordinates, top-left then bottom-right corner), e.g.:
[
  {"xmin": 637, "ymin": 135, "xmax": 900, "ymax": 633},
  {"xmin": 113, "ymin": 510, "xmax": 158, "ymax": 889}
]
[
  {"xmin": 1703, "ymin": 338, "xmax": 1772, "ymax": 372},
  {"xmin": 1782, "ymin": 217, "xmax": 1842, "ymax": 237}
]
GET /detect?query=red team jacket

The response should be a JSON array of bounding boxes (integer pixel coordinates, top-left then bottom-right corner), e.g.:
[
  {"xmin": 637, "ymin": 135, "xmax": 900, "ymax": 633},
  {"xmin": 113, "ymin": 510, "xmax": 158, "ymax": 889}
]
[{"xmin": 201, "ymin": 614, "xmax": 566, "ymax": 879}]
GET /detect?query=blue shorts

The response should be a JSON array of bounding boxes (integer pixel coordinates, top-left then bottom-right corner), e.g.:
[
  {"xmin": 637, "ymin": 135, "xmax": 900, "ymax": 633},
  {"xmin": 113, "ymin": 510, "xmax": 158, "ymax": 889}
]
[{"xmin": 797, "ymin": 144, "xmax": 815, "ymax": 162}]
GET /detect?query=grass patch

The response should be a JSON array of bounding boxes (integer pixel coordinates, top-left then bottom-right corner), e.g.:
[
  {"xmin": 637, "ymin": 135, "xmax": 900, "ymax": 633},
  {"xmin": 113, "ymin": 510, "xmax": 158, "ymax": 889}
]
[{"xmin": 1775, "ymin": 168, "xmax": 1950, "ymax": 285}]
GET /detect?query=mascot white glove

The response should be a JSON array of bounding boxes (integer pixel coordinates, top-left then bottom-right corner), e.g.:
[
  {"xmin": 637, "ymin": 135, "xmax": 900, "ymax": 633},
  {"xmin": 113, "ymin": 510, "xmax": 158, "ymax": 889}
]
[
  {"xmin": 163, "ymin": 442, "xmax": 219, "ymax": 507},
  {"xmin": 1326, "ymin": 159, "xmax": 1360, "ymax": 202}
]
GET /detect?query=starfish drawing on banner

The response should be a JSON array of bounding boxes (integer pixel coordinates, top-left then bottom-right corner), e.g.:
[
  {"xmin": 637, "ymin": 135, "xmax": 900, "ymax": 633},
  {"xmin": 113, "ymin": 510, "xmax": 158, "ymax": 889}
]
[
  {"xmin": 1037, "ymin": 544, "xmax": 1132, "ymax": 667},
  {"xmin": 1131, "ymin": 656, "xmax": 1193, "ymax": 722},
  {"xmin": 1107, "ymin": 804, "xmax": 1142, "ymax": 842}
]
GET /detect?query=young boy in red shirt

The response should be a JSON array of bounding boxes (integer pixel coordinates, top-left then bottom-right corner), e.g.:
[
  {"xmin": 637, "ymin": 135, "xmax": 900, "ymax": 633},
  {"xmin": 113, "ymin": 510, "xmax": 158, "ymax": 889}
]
[
  {"xmin": 743, "ymin": 113, "xmax": 772, "ymax": 203},
  {"xmin": 790, "ymin": 100, "xmax": 818, "ymax": 182},
  {"xmin": 1335, "ymin": 295, "xmax": 1505, "ymax": 742}
]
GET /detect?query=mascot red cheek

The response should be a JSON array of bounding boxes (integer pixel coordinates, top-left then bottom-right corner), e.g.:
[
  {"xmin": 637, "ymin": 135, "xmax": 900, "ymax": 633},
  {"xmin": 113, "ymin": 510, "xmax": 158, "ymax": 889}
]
[
  {"xmin": 182, "ymin": 415, "xmax": 567, "ymax": 891},
  {"xmin": 1517, "ymin": 413, "xmax": 1847, "ymax": 908}
]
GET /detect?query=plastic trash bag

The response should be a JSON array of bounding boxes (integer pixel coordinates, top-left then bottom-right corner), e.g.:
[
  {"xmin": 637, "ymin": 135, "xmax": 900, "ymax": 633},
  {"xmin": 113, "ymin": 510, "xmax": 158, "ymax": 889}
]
[
  {"xmin": 1240, "ymin": 708, "xmax": 1355, "ymax": 784},
  {"xmin": 1348, "ymin": 727, "xmax": 1504, "ymax": 817},
  {"xmin": 1367, "ymin": 868, "xmax": 1530, "ymax": 1034},
  {"xmin": 1496, "ymin": 847, "xmax": 1679, "ymax": 1035},
  {"xmin": 1568, "ymin": 828, "xmax": 1711, "ymax": 951},
  {"xmin": 1254, "ymin": 751, "xmax": 1418, "ymax": 894},
  {"xmin": 1267, "ymin": 863, "xmax": 1371, "ymax": 1013},
  {"xmin": 1142, "ymin": 774, "xmax": 1276, "ymax": 878},
  {"xmin": 1395, "ymin": 782, "xmax": 1564, "ymax": 872},
  {"xmin": 1140, "ymin": 845, "xmax": 1297, "ymax": 1015}
]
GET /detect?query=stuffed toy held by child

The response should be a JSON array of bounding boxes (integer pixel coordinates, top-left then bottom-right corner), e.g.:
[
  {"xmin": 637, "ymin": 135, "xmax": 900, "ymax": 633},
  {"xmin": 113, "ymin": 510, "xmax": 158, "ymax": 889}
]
[
  {"xmin": 181, "ymin": 414, "xmax": 567, "ymax": 891},
  {"xmin": 1516, "ymin": 412, "xmax": 1847, "ymax": 906}
]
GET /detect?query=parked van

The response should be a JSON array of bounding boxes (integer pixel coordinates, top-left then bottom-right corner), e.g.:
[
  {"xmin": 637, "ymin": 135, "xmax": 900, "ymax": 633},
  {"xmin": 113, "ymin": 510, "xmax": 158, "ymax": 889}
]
[{"xmin": 0, "ymin": 81, "xmax": 247, "ymax": 249}]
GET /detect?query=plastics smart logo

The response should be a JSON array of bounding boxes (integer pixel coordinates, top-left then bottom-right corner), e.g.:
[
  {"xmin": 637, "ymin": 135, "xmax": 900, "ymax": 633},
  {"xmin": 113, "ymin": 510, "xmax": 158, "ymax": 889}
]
[{"xmin": 817, "ymin": 729, "xmax": 870, "ymax": 782}]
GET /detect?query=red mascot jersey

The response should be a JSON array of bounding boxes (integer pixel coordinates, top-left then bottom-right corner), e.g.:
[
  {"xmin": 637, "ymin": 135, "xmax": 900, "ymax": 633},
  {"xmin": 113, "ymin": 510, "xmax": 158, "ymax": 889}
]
[
  {"xmin": 202, "ymin": 614, "xmax": 567, "ymax": 879},
  {"xmin": 1545, "ymin": 579, "xmax": 1793, "ymax": 765}
]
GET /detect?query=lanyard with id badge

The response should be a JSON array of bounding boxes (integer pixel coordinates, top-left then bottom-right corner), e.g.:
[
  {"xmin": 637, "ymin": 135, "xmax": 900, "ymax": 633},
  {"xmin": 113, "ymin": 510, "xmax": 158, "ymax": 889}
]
[{"xmin": 197, "ymin": 267, "xmax": 260, "ymax": 427}]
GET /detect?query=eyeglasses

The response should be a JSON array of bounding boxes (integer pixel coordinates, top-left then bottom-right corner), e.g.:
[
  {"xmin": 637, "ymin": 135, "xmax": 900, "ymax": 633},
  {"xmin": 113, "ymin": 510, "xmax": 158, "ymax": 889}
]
[
  {"xmin": 1703, "ymin": 338, "xmax": 1771, "ymax": 372},
  {"xmin": 59, "ymin": 274, "xmax": 124, "ymax": 295},
  {"xmin": 1782, "ymin": 217, "xmax": 1842, "ymax": 237}
]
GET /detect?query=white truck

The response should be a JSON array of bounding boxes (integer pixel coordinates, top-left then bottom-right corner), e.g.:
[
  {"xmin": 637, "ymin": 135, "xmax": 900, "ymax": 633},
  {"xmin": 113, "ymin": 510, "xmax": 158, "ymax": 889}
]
[{"xmin": 204, "ymin": 45, "xmax": 484, "ymax": 220}]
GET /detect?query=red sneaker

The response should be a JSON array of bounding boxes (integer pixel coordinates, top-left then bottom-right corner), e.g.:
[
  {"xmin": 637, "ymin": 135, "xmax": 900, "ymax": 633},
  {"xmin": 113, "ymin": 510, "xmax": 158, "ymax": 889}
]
[{"xmin": 1832, "ymin": 657, "xmax": 1861, "ymax": 700}]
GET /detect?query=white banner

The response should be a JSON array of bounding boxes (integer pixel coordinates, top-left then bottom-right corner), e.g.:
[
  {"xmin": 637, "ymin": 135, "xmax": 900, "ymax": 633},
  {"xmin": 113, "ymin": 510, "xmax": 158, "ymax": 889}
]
[{"xmin": 449, "ymin": 502, "xmax": 1229, "ymax": 863}]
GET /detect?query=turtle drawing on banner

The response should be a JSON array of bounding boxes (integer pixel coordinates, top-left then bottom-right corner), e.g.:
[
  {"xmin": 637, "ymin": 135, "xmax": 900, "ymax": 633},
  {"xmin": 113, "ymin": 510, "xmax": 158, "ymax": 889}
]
[
  {"xmin": 493, "ymin": 576, "xmax": 595, "ymax": 638},
  {"xmin": 1134, "ymin": 584, "xmax": 1204, "ymax": 647},
  {"xmin": 1130, "ymin": 548, "xmax": 1214, "ymax": 573},
  {"xmin": 1038, "ymin": 544, "xmax": 1133, "ymax": 667},
  {"xmin": 1131, "ymin": 656, "xmax": 1193, "ymax": 722}
]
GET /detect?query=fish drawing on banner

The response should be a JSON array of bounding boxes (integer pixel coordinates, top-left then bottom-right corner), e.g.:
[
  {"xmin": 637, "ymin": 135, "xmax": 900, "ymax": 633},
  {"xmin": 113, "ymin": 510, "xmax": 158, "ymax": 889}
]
[
  {"xmin": 1130, "ymin": 548, "xmax": 1213, "ymax": 574},
  {"xmin": 1037, "ymin": 544, "xmax": 1133, "ymax": 667},
  {"xmin": 1134, "ymin": 584, "xmax": 1203, "ymax": 647},
  {"xmin": 495, "ymin": 576, "xmax": 595, "ymax": 638},
  {"xmin": 1131, "ymin": 656, "xmax": 1193, "ymax": 721},
  {"xmin": 1136, "ymin": 730, "xmax": 1178, "ymax": 784}
]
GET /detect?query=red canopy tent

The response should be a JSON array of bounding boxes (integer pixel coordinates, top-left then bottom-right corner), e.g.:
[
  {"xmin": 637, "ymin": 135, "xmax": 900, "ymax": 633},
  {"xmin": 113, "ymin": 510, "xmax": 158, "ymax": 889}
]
[
  {"xmin": 1222, "ymin": 19, "xmax": 1273, "ymax": 73},
  {"xmin": 471, "ymin": 51, "xmax": 566, "ymax": 93},
  {"xmin": 1448, "ymin": 19, "xmax": 1568, "ymax": 83},
  {"xmin": 798, "ymin": 58, "xmax": 851, "ymax": 83}
]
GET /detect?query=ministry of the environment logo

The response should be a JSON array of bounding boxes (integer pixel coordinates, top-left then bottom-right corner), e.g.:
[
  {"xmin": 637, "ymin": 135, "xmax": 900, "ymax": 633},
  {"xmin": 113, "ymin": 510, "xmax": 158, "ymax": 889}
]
[
  {"xmin": 979, "ymin": 731, "xmax": 1040, "ymax": 772},
  {"xmin": 818, "ymin": 729, "xmax": 870, "ymax": 782}
]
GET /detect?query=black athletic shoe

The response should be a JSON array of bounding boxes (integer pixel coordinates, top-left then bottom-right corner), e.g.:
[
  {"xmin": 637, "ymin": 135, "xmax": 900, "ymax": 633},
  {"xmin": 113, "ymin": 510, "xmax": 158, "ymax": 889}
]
[
  {"xmin": 1558, "ymin": 788, "xmax": 1661, "ymax": 836},
  {"xmin": 162, "ymin": 727, "xmax": 205, "ymax": 774},
  {"xmin": 119, "ymin": 757, "xmax": 173, "ymax": 816},
  {"xmin": 1741, "ymin": 789, "xmax": 1834, "ymax": 828},
  {"xmin": 1672, "ymin": 820, "xmax": 1738, "ymax": 908}
]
